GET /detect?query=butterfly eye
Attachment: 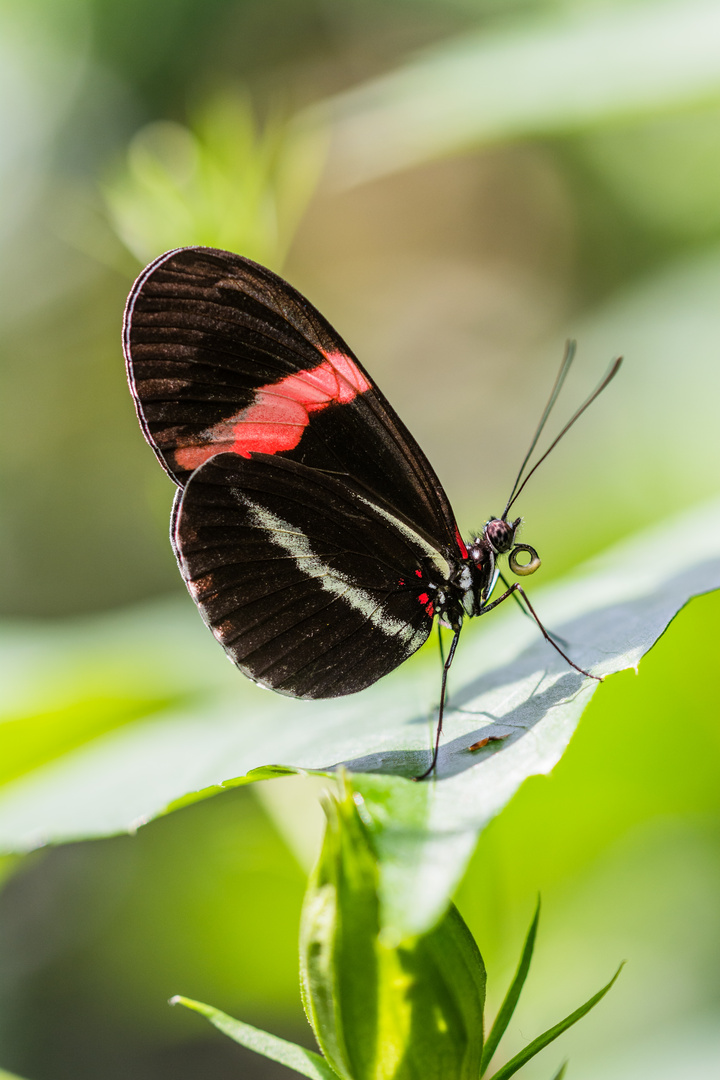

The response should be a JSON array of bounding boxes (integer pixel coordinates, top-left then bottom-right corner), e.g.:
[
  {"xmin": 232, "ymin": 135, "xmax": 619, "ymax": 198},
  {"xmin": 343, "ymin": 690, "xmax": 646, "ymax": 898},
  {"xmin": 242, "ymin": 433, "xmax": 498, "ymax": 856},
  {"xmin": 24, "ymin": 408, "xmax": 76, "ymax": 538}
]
[{"xmin": 509, "ymin": 544, "xmax": 541, "ymax": 577}]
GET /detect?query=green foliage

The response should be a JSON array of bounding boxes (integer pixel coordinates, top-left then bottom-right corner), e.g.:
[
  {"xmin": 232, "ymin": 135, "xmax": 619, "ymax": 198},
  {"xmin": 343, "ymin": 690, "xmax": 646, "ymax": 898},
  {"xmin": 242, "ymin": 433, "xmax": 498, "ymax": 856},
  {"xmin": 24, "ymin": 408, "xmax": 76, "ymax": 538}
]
[
  {"xmin": 174, "ymin": 789, "xmax": 616, "ymax": 1079},
  {"xmin": 104, "ymin": 89, "xmax": 325, "ymax": 267},
  {"xmin": 299, "ymin": 784, "xmax": 486, "ymax": 1080}
]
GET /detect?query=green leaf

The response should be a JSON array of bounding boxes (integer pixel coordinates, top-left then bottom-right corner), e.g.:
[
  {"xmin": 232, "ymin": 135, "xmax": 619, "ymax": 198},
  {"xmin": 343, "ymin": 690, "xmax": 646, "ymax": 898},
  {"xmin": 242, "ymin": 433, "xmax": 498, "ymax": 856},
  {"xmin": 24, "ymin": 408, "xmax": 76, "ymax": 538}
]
[
  {"xmin": 481, "ymin": 899, "xmax": 540, "ymax": 1075},
  {"xmin": 299, "ymin": 787, "xmax": 485, "ymax": 1080},
  {"xmin": 418, "ymin": 902, "xmax": 487, "ymax": 1074},
  {"xmin": 171, "ymin": 995, "xmax": 339, "ymax": 1080},
  {"xmin": 487, "ymin": 966, "xmax": 623, "ymax": 1080},
  {"xmin": 321, "ymin": 0, "xmax": 720, "ymax": 186},
  {"xmin": 299, "ymin": 789, "xmax": 378, "ymax": 1079},
  {"xmin": 549, "ymin": 1064, "xmax": 568, "ymax": 1080},
  {"xmin": 0, "ymin": 1070, "xmax": 31, "ymax": 1080},
  {"xmin": 0, "ymin": 503, "xmax": 718, "ymax": 938}
]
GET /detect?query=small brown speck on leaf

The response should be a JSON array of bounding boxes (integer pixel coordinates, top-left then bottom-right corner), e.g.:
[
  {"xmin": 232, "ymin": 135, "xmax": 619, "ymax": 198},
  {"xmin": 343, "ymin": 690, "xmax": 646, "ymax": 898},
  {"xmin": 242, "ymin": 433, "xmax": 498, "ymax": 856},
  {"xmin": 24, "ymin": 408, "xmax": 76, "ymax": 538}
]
[{"xmin": 468, "ymin": 734, "xmax": 510, "ymax": 752}]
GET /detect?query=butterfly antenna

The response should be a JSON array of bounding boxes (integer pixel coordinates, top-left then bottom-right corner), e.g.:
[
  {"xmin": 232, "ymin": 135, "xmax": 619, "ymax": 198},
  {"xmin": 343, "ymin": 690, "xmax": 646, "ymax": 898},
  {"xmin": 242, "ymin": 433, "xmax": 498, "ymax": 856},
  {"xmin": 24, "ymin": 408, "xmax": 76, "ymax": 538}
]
[
  {"xmin": 502, "ymin": 340, "xmax": 576, "ymax": 520},
  {"xmin": 504, "ymin": 354, "xmax": 623, "ymax": 518}
]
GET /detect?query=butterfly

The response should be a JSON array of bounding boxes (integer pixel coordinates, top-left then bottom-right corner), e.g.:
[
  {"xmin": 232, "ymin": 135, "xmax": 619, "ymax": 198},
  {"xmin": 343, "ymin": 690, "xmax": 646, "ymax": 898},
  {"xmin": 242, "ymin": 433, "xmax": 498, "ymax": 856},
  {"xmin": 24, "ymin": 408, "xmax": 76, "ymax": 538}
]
[{"xmin": 123, "ymin": 247, "xmax": 620, "ymax": 778}]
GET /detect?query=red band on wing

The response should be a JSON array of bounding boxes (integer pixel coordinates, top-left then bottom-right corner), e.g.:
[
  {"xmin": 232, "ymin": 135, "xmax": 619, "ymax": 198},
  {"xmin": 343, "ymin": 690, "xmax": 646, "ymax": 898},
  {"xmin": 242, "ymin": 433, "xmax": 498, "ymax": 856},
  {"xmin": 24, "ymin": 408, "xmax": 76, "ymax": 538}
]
[
  {"xmin": 175, "ymin": 352, "xmax": 372, "ymax": 472},
  {"xmin": 454, "ymin": 527, "xmax": 468, "ymax": 560}
]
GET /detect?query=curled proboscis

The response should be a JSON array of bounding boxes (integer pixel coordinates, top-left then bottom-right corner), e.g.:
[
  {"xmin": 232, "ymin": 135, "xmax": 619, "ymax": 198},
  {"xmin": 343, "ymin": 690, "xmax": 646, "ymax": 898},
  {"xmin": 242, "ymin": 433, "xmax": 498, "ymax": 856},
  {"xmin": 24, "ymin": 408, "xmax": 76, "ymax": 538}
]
[{"xmin": 509, "ymin": 544, "xmax": 541, "ymax": 577}]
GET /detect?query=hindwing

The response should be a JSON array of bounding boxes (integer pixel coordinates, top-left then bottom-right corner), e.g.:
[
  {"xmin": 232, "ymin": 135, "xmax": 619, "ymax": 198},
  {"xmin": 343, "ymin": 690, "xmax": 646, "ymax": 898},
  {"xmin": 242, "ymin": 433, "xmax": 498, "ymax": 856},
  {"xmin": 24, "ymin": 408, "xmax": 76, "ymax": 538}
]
[{"xmin": 173, "ymin": 453, "xmax": 448, "ymax": 698}]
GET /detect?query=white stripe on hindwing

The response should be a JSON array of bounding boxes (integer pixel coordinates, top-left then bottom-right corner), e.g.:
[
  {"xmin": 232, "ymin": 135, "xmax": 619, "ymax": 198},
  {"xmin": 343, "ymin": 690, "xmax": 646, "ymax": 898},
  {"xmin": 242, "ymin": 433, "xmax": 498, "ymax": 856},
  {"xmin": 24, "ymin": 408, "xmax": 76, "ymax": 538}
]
[
  {"xmin": 239, "ymin": 494, "xmax": 419, "ymax": 640},
  {"xmin": 355, "ymin": 493, "xmax": 449, "ymax": 577}
]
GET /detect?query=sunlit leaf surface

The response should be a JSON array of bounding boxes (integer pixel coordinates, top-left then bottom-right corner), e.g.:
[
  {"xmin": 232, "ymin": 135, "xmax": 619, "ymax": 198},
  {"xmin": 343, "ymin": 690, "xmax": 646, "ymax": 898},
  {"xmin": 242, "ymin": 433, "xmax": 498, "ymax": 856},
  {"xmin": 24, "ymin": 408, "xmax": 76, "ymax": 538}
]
[{"xmin": 0, "ymin": 501, "xmax": 718, "ymax": 937}]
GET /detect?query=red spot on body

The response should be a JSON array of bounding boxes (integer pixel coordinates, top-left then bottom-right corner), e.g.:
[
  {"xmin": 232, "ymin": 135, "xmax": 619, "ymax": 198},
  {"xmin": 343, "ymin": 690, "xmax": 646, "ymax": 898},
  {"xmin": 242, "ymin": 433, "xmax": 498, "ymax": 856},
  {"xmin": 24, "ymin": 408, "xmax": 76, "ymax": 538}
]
[
  {"xmin": 425, "ymin": 601, "xmax": 434, "ymax": 617},
  {"xmin": 455, "ymin": 527, "xmax": 468, "ymax": 560},
  {"xmin": 414, "ymin": 569, "xmax": 422, "ymax": 578},
  {"xmin": 418, "ymin": 592, "xmax": 429, "ymax": 605},
  {"xmin": 174, "ymin": 352, "xmax": 372, "ymax": 471}
]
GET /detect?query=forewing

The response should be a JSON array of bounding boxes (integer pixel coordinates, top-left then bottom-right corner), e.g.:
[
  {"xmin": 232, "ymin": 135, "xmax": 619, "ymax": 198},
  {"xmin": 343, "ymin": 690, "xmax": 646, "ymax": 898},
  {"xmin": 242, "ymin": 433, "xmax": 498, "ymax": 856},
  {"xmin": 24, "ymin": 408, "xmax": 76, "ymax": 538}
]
[
  {"xmin": 124, "ymin": 246, "xmax": 462, "ymax": 557},
  {"xmin": 173, "ymin": 453, "xmax": 446, "ymax": 698}
]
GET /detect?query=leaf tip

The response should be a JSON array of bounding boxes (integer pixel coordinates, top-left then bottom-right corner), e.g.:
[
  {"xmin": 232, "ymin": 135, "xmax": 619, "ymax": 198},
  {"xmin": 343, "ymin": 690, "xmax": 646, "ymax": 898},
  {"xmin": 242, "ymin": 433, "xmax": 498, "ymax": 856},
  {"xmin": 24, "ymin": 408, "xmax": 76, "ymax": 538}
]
[{"xmin": 169, "ymin": 994, "xmax": 201, "ymax": 1012}]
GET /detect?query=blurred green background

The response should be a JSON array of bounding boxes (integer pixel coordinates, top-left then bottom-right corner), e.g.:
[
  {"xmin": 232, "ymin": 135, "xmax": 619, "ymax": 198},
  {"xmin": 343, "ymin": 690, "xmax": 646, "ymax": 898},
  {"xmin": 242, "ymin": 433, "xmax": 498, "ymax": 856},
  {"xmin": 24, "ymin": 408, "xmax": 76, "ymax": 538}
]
[{"xmin": 0, "ymin": 0, "xmax": 719, "ymax": 1077}]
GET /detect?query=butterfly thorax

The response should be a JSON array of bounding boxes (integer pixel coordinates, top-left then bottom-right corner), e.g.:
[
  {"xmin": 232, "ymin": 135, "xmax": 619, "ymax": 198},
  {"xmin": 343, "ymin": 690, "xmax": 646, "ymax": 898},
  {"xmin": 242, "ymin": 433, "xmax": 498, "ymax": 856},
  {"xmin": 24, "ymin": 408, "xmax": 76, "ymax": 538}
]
[{"xmin": 447, "ymin": 557, "xmax": 489, "ymax": 620}]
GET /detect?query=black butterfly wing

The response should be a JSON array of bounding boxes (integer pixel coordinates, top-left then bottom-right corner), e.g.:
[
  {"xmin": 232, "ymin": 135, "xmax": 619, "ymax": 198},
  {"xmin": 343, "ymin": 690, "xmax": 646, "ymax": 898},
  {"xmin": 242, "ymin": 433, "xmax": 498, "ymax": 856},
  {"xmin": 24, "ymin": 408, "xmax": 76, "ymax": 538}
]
[
  {"xmin": 124, "ymin": 246, "xmax": 464, "ymax": 559},
  {"xmin": 173, "ymin": 453, "xmax": 448, "ymax": 697}
]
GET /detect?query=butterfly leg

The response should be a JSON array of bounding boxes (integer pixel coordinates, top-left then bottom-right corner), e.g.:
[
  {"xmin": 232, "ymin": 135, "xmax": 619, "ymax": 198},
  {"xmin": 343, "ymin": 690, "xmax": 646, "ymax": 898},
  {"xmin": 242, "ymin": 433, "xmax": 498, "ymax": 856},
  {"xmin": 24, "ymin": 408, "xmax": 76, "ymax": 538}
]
[
  {"xmin": 414, "ymin": 622, "xmax": 462, "ymax": 781},
  {"xmin": 436, "ymin": 621, "xmax": 456, "ymax": 712},
  {"xmin": 437, "ymin": 621, "xmax": 446, "ymax": 668},
  {"xmin": 497, "ymin": 570, "xmax": 570, "ymax": 648},
  {"xmin": 481, "ymin": 584, "xmax": 602, "ymax": 682}
]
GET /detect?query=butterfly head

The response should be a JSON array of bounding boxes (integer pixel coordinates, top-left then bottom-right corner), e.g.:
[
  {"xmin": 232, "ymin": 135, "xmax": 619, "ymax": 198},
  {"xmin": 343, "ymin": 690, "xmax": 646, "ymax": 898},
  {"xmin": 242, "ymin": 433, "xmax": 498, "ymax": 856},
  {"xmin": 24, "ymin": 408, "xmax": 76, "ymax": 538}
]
[
  {"xmin": 485, "ymin": 516, "xmax": 518, "ymax": 554},
  {"xmin": 484, "ymin": 516, "xmax": 542, "ymax": 578}
]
